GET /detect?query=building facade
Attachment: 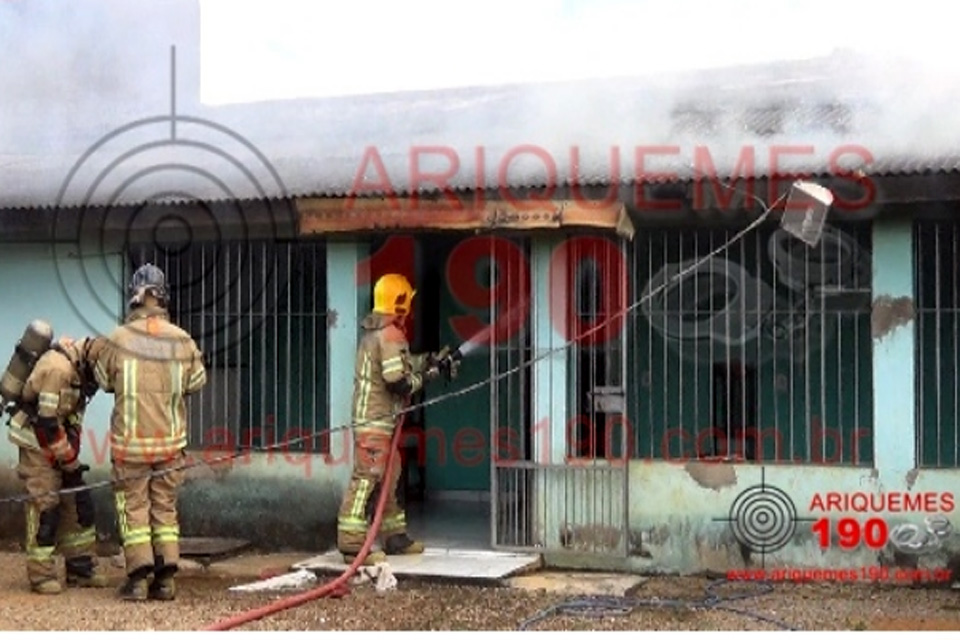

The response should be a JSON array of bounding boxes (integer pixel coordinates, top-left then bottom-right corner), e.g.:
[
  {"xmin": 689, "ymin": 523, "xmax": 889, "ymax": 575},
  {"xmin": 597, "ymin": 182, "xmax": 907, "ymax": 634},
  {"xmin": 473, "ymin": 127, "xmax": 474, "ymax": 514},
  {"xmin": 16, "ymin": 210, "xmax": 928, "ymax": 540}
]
[{"xmin": 1, "ymin": 0, "xmax": 958, "ymax": 575}]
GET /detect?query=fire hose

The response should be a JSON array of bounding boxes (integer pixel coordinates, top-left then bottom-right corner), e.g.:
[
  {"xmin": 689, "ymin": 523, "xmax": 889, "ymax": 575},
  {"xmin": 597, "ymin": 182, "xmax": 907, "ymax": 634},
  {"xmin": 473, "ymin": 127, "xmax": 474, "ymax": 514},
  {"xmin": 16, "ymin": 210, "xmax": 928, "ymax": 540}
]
[{"xmin": 201, "ymin": 412, "xmax": 407, "ymax": 631}]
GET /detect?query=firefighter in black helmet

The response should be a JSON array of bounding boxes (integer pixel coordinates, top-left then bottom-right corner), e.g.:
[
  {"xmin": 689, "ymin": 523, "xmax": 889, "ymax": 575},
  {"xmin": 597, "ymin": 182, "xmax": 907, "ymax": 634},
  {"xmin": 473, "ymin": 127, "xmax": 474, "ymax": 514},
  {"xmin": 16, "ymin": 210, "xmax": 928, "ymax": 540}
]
[{"xmin": 93, "ymin": 263, "xmax": 207, "ymax": 601}]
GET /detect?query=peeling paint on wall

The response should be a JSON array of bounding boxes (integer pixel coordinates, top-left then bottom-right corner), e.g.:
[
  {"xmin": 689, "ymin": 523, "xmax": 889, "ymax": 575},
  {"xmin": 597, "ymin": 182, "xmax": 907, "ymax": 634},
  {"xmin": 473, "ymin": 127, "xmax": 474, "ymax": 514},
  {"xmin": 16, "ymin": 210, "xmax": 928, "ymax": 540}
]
[
  {"xmin": 905, "ymin": 468, "xmax": 919, "ymax": 490},
  {"xmin": 871, "ymin": 295, "xmax": 915, "ymax": 340},
  {"xmin": 625, "ymin": 462, "xmax": 960, "ymax": 576},
  {"xmin": 683, "ymin": 462, "xmax": 738, "ymax": 490}
]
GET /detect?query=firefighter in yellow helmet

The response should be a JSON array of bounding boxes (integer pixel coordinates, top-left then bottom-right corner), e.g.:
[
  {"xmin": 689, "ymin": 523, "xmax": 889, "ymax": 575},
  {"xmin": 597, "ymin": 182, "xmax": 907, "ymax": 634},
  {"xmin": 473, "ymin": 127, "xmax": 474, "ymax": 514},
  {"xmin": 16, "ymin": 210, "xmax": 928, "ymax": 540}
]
[
  {"xmin": 6, "ymin": 335, "xmax": 110, "ymax": 594},
  {"xmin": 336, "ymin": 273, "xmax": 452, "ymax": 565}
]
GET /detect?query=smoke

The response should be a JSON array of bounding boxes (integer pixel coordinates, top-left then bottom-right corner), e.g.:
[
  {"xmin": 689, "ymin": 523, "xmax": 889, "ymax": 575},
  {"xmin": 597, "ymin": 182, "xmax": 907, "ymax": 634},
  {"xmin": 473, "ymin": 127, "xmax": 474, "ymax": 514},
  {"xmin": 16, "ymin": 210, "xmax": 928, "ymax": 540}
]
[
  {"xmin": 194, "ymin": 44, "xmax": 960, "ymax": 204},
  {"xmin": 3, "ymin": 0, "xmax": 960, "ymax": 209},
  {"xmin": 0, "ymin": 0, "xmax": 200, "ymax": 155}
]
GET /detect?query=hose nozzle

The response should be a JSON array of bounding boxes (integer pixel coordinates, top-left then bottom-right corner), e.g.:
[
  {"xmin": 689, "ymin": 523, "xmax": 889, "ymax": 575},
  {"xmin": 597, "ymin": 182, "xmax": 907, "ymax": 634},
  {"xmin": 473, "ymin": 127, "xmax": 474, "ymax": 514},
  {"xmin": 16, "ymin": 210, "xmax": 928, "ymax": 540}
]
[{"xmin": 431, "ymin": 345, "xmax": 462, "ymax": 382}]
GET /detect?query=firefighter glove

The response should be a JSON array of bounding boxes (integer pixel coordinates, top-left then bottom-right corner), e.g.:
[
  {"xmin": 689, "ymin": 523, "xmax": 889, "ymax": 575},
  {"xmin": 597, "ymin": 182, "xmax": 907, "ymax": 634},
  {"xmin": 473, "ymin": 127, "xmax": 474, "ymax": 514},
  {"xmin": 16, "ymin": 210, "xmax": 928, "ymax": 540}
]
[
  {"xmin": 423, "ymin": 362, "xmax": 441, "ymax": 381},
  {"xmin": 424, "ymin": 347, "xmax": 448, "ymax": 381}
]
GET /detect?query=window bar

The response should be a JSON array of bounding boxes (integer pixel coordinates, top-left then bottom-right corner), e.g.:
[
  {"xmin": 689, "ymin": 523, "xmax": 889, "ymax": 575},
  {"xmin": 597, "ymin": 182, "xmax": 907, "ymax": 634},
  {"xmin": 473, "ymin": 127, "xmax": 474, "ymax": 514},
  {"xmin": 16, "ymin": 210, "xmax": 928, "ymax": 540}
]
[
  {"xmin": 724, "ymin": 228, "xmax": 733, "ymax": 458},
  {"xmin": 919, "ymin": 226, "xmax": 926, "ymax": 464},
  {"xmin": 772, "ymin": 225, "xmax": 781, "ymax": 462},
  {"xmin": 647, "ymin": 232, "xmax": 653, "ymax": 460},
  {"xmin": 953, "ymin": 223, "xmax": 959, "ymax": 467},
  {"xmin": 677, "ymin": 230, "xmax": 684, "ymax": 459},
  {"xmin": 298, "ymin": 245, "xmax": 306, "ymax": 447},
  {"xmin": 201, "ymin": 244, "xmax": 208, "ymax": 444},
  {"xmin": 835, "ymin": 231, "xmax": 843, "ymax": 464},
  {"xmin": 822, "ymin": 227, "xmax": 830, "ymax": 463},
  {"xmin": 663, "ymin": 231, "xmax": 670, "ymax": 459},
  {"xmin": 693, "ymin": 231, "xmax": 700, "ymax": 456},
  {"xmin": 312, "ymin": 243, "xmax": 319, "ymax": 450},
  {"xmin": 191, "ymin": 245, "xmax": 199, "ymax": 443},
  {"xmin": 224, "ymin": 241, "xmax": 231, "ymax": 445},
  {"xmin": 933, "ymin": 223, "xmax": 940, "ymax": 464},
  {"xmin": 753, "ymin": 228, "xmax": 761, "ymax": 461},
  {"xmin": 285, "ymin": 245, "xmax": 292, "ymax": 451},
  {"xmin": 488, "ymin": 235, "xmax": 497, "ymax": 544},
  {"xmin": 858, "ymin": 225, "xmax": 867, "ymax": 463},
  {"xmin": 247, "ymin": 242, "xmax": 255, "ymax": 449},
  {"xmin": 237, "ymin": 240, "xmax": 242, "ymax": 440},
  {"xmin": 739, "ymin": 226, "xmax": 747, "ymax": 461},
  {"xmin": 261, "ymin": 243, "xmax": 270, "ymax": 446},
  {"xmin": 721, "ymin": 229, "xmax": 729, "ymax": 458},
  {"xmin": 803, "ymin": 237, "xmax": 811, "ymax": 462}
]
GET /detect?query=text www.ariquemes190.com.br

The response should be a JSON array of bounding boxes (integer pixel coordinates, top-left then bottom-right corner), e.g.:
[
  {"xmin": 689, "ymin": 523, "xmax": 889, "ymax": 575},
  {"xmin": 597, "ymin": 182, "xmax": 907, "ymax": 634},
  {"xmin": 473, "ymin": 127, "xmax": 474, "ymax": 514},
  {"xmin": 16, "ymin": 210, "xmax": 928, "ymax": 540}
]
[{"xmin": 727, "ymin": 566, "xmax": 953, "ymax": 584}]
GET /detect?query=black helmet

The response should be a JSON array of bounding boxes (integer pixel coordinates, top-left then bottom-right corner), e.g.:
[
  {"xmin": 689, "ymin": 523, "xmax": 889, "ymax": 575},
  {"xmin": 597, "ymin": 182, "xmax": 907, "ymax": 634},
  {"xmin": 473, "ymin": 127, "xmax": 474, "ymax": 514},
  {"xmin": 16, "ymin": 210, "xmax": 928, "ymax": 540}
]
[{"xmin": 128, "ymin": 263, "xmax": 168, "ymax": 308}]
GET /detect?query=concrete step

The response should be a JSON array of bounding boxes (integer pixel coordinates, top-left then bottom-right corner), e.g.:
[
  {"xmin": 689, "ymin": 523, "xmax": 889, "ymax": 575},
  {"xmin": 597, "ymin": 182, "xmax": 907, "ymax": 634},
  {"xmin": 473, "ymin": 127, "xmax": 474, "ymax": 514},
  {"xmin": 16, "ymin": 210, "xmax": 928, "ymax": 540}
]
[{"xmin": 293, "ymin": 548, "xmax": 542, "ymax": 583}]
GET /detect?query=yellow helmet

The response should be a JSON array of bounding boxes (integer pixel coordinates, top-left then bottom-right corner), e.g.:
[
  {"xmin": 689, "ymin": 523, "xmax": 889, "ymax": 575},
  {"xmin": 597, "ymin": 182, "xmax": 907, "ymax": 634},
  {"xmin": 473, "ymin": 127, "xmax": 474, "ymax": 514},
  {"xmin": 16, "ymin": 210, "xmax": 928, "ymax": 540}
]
[{"xmin": 373, "ymin": 273, "xmax": 416, "ymax": 317}]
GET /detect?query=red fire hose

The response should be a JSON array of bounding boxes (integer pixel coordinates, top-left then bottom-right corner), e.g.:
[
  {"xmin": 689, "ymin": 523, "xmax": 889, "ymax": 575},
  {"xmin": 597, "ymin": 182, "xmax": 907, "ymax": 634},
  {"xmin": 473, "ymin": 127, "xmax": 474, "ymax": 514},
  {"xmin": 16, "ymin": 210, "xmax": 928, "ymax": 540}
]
[{"xmin": 200, "ymin": 416, "xmax": 406, "ymax": 631}]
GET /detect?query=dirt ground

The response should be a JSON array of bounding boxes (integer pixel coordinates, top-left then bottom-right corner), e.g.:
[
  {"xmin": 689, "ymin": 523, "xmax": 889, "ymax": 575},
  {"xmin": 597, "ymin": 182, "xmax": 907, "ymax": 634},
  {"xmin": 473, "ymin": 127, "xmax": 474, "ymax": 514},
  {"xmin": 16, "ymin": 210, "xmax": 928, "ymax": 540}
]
[{"xmin": 1, "ymin": 547, "xmax": 959, "ymax": 631}]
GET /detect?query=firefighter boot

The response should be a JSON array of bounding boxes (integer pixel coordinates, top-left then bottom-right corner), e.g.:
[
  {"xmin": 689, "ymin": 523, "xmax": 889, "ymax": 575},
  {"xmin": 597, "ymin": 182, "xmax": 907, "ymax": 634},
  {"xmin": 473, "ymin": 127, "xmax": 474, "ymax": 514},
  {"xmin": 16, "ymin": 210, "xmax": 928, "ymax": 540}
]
[
  {"xmin": 28, "ymin": 507, "xmax": 62, "ymax": 595},
  {"xmin": 384, "ymin": 533, "xmax": 424, "ymax": 556},
  {"xmin": 66, "ymin": 556, "xmax": 110, "ymax": 588},
  {"xmin": 31, "ymin": 579, "xmax": 63, "ymax": 595},
  {"xmin": 342, "ymin": 549, "xmax": 388, "ymax": 566},
  {"xmin": 117, "ymin": 565, "xmax": 152, "ymax": 602},
  {"xmin": 148, "ymin": 557, "xmax": 177, "ymax": 601}
]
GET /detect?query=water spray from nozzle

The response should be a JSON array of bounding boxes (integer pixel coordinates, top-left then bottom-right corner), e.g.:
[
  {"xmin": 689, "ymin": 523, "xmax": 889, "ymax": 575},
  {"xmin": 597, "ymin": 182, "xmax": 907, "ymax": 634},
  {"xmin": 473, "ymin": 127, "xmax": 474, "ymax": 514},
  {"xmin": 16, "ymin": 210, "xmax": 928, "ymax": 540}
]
[
  {"xmin": 452, "ymin": 300, "xmax": 529, "ymax": 358},
  {"xmin": 455, "ymin": 336, "xmax": 482, "ymax": 358}
]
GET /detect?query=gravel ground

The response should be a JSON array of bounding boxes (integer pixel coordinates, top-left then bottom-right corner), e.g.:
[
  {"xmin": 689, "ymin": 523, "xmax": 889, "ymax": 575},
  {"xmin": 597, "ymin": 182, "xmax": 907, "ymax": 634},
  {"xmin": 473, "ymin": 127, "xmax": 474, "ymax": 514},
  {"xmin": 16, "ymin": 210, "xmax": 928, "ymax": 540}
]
[{"xmin": 0, "ymin": 549, "xmax": 959, "ymax": 631}]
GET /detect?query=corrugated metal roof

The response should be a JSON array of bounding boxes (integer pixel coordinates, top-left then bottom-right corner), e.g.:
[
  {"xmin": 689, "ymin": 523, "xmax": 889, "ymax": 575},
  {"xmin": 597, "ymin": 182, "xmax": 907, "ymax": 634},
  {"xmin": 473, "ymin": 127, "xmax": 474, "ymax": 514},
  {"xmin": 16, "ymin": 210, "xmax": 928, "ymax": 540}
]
[{"xmin": 2, "ymin": 51, "xmax": 959, "ymax": 210}]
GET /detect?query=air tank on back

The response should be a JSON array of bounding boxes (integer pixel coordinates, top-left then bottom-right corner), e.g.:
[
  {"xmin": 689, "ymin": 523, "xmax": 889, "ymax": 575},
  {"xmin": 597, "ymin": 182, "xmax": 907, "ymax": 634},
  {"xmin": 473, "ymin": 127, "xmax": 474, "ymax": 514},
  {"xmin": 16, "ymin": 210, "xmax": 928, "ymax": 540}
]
[{"xmin": 0, "ymin": 319, "xmax": 54, "ymax": 405}]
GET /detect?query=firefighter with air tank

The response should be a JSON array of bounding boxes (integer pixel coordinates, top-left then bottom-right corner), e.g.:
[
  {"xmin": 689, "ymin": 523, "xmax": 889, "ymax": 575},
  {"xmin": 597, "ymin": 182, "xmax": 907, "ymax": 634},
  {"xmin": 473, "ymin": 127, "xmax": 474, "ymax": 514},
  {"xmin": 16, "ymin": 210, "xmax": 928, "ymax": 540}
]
[
  {"xmin": 336, "ymin": 273, "xmax": 461, "ymax": 565},
  {"xmin": 2, "ymin": 320, "xmax": 109, "ymax": 594}
]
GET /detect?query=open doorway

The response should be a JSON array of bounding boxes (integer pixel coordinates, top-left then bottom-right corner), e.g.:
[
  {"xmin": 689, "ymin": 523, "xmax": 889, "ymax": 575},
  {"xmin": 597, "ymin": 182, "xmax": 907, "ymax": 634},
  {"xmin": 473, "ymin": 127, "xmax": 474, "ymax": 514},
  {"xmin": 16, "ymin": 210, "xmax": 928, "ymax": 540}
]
[{"xmin": 364, "ymin": 232, "xmax": 532, "ymax": 550}]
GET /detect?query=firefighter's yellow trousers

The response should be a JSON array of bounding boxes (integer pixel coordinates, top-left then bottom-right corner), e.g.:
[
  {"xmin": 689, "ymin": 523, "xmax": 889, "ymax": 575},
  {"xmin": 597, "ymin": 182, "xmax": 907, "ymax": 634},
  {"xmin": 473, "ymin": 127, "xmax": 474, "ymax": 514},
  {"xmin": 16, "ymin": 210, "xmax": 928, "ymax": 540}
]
[
  {"xmin": 337, "ymin": 431, "xmax": 409, "ymax": 553},
  {"xmin": 112, "ymin": 452, "xmax": 185, "ymax": 575},
  {"xmin": 17, "ymin": 447, "xmax": 99, "ymax": 587}
]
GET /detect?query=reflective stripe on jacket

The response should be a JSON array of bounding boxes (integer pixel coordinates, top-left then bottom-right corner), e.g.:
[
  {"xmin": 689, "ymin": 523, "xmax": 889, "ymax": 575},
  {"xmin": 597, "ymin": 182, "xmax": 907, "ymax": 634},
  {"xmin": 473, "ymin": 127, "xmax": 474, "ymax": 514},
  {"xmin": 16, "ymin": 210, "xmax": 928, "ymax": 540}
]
[
  {"xmin": 94, "ymin": 306, "xmax": 207, "ymax": 464},
  {"xmin": 352, "ymin": 313, "xmax": 424, "ymax": 434}
]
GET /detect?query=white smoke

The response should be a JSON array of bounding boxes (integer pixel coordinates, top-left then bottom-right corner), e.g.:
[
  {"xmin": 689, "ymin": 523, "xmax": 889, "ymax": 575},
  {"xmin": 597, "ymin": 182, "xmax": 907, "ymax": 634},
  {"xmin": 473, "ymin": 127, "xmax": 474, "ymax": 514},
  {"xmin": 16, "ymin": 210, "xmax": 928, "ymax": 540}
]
[
  {"xmin": 0, "ymin": 0, "xmax": 200, "ymax": 155},
  {"xmin": 2, "ymin": 0, "xmax": 960, "ymax": 208}
]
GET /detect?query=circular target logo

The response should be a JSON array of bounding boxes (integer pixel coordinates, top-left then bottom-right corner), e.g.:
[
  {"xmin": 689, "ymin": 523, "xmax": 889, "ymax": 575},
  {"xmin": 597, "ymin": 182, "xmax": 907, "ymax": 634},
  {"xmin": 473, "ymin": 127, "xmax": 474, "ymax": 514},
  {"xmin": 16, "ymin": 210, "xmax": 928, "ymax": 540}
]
[
  {"xmin": 713, "ymin": 468, "xmax": 812, "ymax": 565},
  {"xmin": 52, "ymin": 110, "xmax": 296, "ymax": 349},
  {"xmin": 728, "ymin": 483, "xmax": 798, "ymax": 554}
]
